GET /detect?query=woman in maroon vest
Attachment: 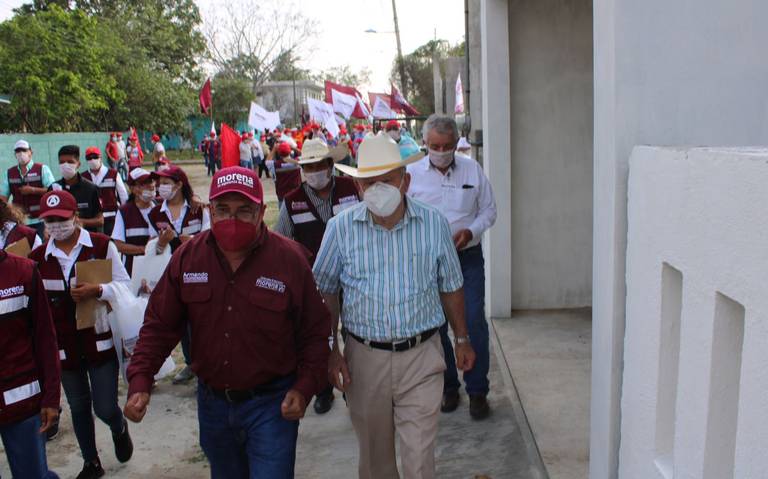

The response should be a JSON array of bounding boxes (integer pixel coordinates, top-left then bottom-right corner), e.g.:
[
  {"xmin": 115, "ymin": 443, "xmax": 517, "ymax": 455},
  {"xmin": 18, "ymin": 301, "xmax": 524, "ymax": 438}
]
[
  {"xmin": 111, "ymin": 168, "xmax": 156, "ymax": 275},
  {"xmin": 0, "ymin": 249, "xmax": 61, "ymax": 479},
  {"xmin": 0, "ymin": 198, "xmax": 41, "ymax": 253},
  {"xmin": 146, "ymin": 166, "xmax": 210, "ymax": 384},
  {"xmin": 29, "ymin": 191, "xmax": 134, "ymax": 479}
]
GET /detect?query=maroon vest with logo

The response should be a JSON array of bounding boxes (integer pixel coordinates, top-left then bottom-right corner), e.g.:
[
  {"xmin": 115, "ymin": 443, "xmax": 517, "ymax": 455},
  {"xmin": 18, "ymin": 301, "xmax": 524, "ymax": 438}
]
[
  {"xmin": 148, "ymin": 202, "xmax": 204, "ymax": 253},
  {"xmin": 29, "ymin": 232, "xmax": 116, "ymax": 371},
  {"xmin": 7, "ymin": 163, "xmax": 44, "ymax": 218},
  {"xmin": 0, "ymin": 253, "xmax": 44, "ymax": 425},
  {"xmin": 5, "ymin": 223, "xmax": 37, "ymax": 251},
  {"xmin": 118, "ymin": 201, "xmax": 152, "ymax": 275},
  {"xmin": 284, "ymin": 177, "xmax": 360, "ymax": 263},
  {"xmin": 82, "ymin": 168, "xmax": 119, "ymax": 215},
  {"xmin": 274, "ymin": 158, "xmax": 302, "ymax": 201}
]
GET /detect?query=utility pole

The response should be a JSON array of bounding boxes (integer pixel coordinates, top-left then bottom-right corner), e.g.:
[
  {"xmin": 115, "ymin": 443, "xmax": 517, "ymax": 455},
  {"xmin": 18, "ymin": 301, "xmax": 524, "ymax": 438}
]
[{"xmin": 392, "ymin": 0, "xmax": 408, "ymax": 98}]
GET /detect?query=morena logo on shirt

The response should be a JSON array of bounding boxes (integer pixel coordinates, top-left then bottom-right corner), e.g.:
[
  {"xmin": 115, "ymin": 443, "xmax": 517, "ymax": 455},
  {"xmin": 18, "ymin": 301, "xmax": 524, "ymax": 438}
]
[
  {"xmin": 255, "ymin": 276, "xmax": 285, "ymax": 293},
  {"xmin": 217, "ymin": 173, "xmax": 254, "ymax": 189},
  {"xmin": 0, "ymin": 285, "xmax": 24, "ymax": 298},
  {"xmin": 183, "ymin": 272, "xmax": 209, "ymax": 284},
  {"xmin": 290, "ymin": 201, "xmax": 309, "ymax": 210}
]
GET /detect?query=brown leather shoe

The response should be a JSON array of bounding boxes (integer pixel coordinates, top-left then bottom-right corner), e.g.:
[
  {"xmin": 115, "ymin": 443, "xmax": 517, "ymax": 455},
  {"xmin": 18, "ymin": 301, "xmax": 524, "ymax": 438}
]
[
  {"xmin": 441, "ymin": 391, "xmax": 460, "ymax": 413},
  {"xmin": 469, "ymin": 394, "xmax": 490, "ymax": 420}
]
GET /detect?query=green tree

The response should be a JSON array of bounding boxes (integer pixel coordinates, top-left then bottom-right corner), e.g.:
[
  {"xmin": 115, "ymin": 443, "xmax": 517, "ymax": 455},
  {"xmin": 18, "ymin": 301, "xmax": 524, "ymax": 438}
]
[
  {"xmin": 316, "ymin": 65, "xmax": 372, "ymax": 87},
  {"xmin": 211, "ymin": 76, "xmax": 252, "ymax": 127}
]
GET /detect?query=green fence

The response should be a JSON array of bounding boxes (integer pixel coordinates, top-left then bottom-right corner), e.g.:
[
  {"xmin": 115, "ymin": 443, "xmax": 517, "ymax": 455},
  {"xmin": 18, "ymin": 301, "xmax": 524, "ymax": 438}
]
[{"xmin": 0, "ymin": 132, "xmax": 114, "ymax": 174}]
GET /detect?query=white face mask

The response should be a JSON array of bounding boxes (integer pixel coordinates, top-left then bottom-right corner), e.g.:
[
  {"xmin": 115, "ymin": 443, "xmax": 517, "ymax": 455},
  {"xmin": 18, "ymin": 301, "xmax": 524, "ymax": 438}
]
[
  {"xmin": 60, "ymin": 163, "xmax": 78, "ymax": 179},
  {"xmin": 305, "ymin": 169, "xmax": 331, "ymax": 190},
  {"xmin": 387, "ymin": 130, "xmax": 401, "ymax": 142},
  {"xmin": 46, "ymin": 219, "xmax": 76, "ymax": 242},
  {"xmin": 139, "ymin": 189, "xmax": 155, "ymax": 202},
  {"xmin": 15, "ymin": 151, "xmax": 31, "ymax": 165},
  {"xmin": 157, "ymin": 183, "xmax": 176, "ymax": 201},
  {"xmin": 363, "ymin": 180, "xmax": 403, "ymax": 218},
  {"xmin": 428, "ymin": 149, "xmax": 455, "ymax": 169},
  {"xmin": 87, "ymin": 159, "xmax": 101, "ymax": 171},
  {"xmin": 111, "ymin": 136, "xmax": 117, "ymax": 142}
]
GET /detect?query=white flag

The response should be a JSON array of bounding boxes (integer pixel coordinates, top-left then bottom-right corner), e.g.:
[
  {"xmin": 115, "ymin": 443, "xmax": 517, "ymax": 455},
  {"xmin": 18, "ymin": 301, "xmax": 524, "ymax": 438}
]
[
  {"xmin": 307, "ymin": 98, "xmax": 340, "ymax": 138},
  {"xmin": 330, "ymin": 89, "xmax": 358, "ymax": 119},
  {"xmin": 372, "ymin": 96, "xmax": 395, "ymax": 119},
  {"xmin": 248, "ymin": 103, "xmax": 281, "ymax": 132},
  {"xmin": 210, "ymin": 121, "xmax": 216, "ymax": 137},
  {"xmin": 455, "ymin": 74, "xmax": 465, "ymax": 114}
]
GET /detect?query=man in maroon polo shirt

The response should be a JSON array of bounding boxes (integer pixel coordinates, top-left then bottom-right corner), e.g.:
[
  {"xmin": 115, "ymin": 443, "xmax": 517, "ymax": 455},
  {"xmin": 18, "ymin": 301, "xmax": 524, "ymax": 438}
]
[{"xmin": 124, "ymin": 166, "xmax": 331, "ymax": 479}]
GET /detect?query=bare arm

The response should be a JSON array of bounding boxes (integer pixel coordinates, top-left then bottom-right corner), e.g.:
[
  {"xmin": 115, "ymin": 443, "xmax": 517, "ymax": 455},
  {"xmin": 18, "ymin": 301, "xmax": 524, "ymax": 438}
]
[
  {"xmin": 440, "ymin": 288, "xmax": 476, "ymax": 371},
  {"xmin": 114, "ymin": 239, "xmax": 146, "ymax": 256},
  {"xmin": 78, "ymin": 213, "xmax": 104, "ymax": 228}
]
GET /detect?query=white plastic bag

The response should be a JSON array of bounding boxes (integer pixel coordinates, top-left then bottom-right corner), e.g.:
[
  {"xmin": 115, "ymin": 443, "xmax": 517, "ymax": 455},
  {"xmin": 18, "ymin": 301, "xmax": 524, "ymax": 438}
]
[{"xmin": 129, "ymin": 238, "xmax": 172, "ymax": 296}]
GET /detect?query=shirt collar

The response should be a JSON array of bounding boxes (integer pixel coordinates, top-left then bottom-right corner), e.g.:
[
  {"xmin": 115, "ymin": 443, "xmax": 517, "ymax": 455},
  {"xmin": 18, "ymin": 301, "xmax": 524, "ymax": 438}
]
[
  {"xmin": 44, "ymin": 227, "xmax": 92, "ymax": 260},
  {"xmin": 160, "ymin": 199, "xmax": 189, "ymax": 215},
  {"xmin": 353, "ymin": 197, "xmax": 420, "ymax": 228},
  {"xmin": 18, "ymin": 159, "xmax": 35, "ymax": 172}
]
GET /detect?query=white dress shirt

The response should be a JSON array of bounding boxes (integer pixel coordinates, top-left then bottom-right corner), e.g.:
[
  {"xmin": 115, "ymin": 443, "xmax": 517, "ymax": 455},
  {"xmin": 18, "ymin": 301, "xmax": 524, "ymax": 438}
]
[
  {"xmin": 147, "ymin": 200, "xmax": 211, "ymax": 237},
  {"xmin": 88, "ymin": 165, "xmax": 129, "ymax": 204},
  {"xmin": 407, "ymin": 153, "xmax": 497, "ymax": 249},
  {"xmin": 239, "ymin": 142, "xmax": 252, "ymax": 162},
  {"xmin": 44, "ymin": 227, "xmax": 130, "ymax": 303},
  {"xmin": 0, "ymin": 221, "xmax": 42, "ymax": 249}
]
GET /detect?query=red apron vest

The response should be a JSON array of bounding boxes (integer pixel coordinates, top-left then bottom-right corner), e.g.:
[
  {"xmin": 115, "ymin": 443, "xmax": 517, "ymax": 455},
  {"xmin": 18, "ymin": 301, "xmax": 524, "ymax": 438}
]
[
  {"xmin": 7, "ymin": 163, "xmax": 44, "ymax": 218},
  {"xmin": 118, "ymin": 201, "xmax": 152, "ymax": 275},
  {"xmin": 148, "ymin": 202, "xmax": 204, "ymax": 253},
  {"xmin": 29, "ymin": 232, "xmax": 116, "ymax": 371},
  {"xmin": 284, "ymin": 176, "xmax": 360, "ymax": 263},
  {"xmin": 82, "ymin": 168, "xmax": 119, "ymax": 216},
  {"xmin": 4, "ymin": 223, "xmax": 37, "ymax": 251},
  {"xmin": 0, "ymin": 253, "xmax": 43, "ymax": 426},
  {"xmin": 274, "ymin": 158, "xmax": 302, "ymax": 201}
]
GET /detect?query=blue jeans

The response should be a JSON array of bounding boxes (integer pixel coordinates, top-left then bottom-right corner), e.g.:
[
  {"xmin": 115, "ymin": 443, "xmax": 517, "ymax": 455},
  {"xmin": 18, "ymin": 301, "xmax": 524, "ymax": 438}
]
[
  {"xmin": 0, "ymin": 415, "xmax": 59, "ymax": 478},
  {"xmin": 197, "ymin": 376, "xmax": 299, "ymax": 479},
  {"xmin": 240, "ymin": 160, "xmax": 254, "ymax": 170},
  {"xmin": 61, "ymin": 358, "xmax": 125, "ymax": 462},
  {"xmin": 440, "ymin": 245, "xmax": 490, "ymax": 396}
]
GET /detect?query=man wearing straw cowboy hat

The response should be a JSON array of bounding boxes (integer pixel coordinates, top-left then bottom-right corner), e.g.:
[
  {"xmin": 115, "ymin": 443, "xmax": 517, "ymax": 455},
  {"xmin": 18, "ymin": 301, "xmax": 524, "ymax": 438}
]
[
  {"xmin": 313, "ymin": 133, "xmax": 476, "ymax": 479},
  {"xmin": 274, "ymin": 138, "xmax": 361, "ymax": 415}
]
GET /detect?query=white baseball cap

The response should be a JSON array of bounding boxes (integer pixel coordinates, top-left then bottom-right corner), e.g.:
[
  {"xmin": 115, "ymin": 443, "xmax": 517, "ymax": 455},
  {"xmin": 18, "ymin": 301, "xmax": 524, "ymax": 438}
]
[{"xmin": 14, "ymin": 140, "xmax": 30, "ymax": 150}]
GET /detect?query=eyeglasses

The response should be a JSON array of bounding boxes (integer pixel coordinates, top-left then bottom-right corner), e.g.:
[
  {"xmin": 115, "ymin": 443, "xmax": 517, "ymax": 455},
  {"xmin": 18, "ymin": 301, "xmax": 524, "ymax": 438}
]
[{"xmin": 212, "ymin": 205, "xmax": 259, "ymax": 222}]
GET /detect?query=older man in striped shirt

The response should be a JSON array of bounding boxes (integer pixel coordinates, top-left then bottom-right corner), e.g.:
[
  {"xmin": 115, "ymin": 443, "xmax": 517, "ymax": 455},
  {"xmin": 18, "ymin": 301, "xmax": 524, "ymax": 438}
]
[{"xmin": 313, "ymin": 134, "xmax": 475, "ymax": 479}]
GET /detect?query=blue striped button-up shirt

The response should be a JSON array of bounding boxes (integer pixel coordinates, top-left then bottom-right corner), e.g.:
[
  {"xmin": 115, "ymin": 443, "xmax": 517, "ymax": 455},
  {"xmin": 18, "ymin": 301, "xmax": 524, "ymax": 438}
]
[{"xmin": 312, "ymin": 197, "xmax": 464, "ymax": 341}]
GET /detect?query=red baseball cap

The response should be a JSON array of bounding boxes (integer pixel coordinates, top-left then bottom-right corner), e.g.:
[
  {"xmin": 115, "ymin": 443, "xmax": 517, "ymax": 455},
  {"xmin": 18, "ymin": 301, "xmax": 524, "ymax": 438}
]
[
  {"xmin": 385, "ymin": 120, "xmax": 400, "ymax": 130},
  {"xmin": 151, "ymin": 134, "xmax": 160, "ymax": 142},
  {"xmin": 85, "ymin": 146, "xmax": 101, "ymax": 157},
  {"xmin": 152, "ymin": 165, "xmax": 189, "ymax": 186},
  {"xmin": 39, "ymin": 191, "xmax": 77, "ymax": 219},
  {"xmin": 210, "ymin": 167, "xmax": 263, "ymax": 205},
  {"xmin": 277, "ymin": 142, "xmax": 292, "ymax": 156}
]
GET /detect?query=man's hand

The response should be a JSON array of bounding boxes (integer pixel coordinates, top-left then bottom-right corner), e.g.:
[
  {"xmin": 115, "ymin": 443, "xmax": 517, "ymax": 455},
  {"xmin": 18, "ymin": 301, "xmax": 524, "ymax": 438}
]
[
  {"xmin": 124, "ymin": 392, "xmax": 151, "ymax": 423},
  {"xmin": 453, "ymin": 229, "xmax": 473, "ymax": 250},
  {"xmin": 19, "ymin": 185, "xmax": 37, "ymax": 195},
  {"xmin": 455, "ymin": 342, "xmax": 476, "ymax": 372},
  {"xmin": 39, "ymin": 407, "xmax": 59, "ymax": 433},
  {"xmin": 157, "ymin": 227, "xmax": 175, "ymax": 247},
  {"xmin": 71, "ymin": 283, "xmax": 101, "ymax": 303},
  {"xmin": 281, "ymin": 389, "xmax": 307, "ymax": 421},
  {"xmin": 328, "ymin": 347, "xmax": 351, "ymax": 392},
  {"xmin": 189, "ymin": 196, "xmax": 205, "ymax": 215}
]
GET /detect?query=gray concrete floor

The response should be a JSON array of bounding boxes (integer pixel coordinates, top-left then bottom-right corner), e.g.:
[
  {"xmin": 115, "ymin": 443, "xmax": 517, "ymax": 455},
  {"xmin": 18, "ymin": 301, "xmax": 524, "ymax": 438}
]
[{"xmin": 493, "ymin": 310, "xmax": 592, "ymax": 479}]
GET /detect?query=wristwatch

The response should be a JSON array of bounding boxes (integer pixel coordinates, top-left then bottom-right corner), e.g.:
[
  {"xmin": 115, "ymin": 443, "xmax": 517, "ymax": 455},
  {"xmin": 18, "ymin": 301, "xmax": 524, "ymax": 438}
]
[{"xmin": 455, "ymin": 335, "xmax": 471, "ymax": 345}]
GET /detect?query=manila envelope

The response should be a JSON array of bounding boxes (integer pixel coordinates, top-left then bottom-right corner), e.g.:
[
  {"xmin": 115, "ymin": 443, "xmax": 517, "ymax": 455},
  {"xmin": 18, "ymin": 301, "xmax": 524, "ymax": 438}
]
[
  {"xmin": 5, "ymin": 239, "xmax": 31, "ymax": 258},
  {"xmin": 75, "ymin": 259, "xmax": 112, "ymax": 330}
]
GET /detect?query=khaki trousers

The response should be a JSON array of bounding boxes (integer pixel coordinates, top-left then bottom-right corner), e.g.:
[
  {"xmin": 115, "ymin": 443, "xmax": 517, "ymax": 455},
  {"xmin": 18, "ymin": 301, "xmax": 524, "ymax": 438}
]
[{"xmin": 345, "ymin": 333, "xmax": 446, "ymax": 479}]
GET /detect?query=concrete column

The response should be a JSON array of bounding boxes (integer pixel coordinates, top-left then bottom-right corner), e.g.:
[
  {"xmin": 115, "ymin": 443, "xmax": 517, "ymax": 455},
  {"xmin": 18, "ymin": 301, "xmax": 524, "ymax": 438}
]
[{"xmin": 481, "ymin": 0, "xmax": 512, "ymax": 319}]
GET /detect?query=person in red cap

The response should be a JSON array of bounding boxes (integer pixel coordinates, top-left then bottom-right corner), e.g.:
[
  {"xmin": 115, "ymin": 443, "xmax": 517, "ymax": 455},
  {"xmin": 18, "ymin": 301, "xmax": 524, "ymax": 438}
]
[
  {"xmin": 267, "ymin": 141, "xmax": 301, "ymax": 205},
  {"xmin": 82, "ymin": 146, "xmax": 129, "ymax": 237},
  {"xmin": 30, "ymin": 190, "xmax": 134, "ymax": 479},
  {"xmin": 147, "ymin": 165, "xmax": 210, "ymax": 383},
  {"xmin": 105, "ymin": 133, "xmax": 119, "ymax": 170},
  {"xmin": 0, "ymin": 218, "xmax": 60, "ymax": 479},
  {"xmin": 385, "ymin": 120, "xmax": 421, "ymax": 159},
  {"xmin": 111, "ymin": 168, "xmax": 157, "ymax": 275},
  {"xmin": 51, "ymin": 145, "xmax": 104, "ymax": 234},
  {"xmin": 126, "ymin": 135, "xmax": 144, "ymax": 171},
  {"xmin": 124, "ymin": 166, "xmax": 331, "ymax": 478},
  {"xmin": 0, "ymin": 197, "xmax": 42, "ymax": 253},
  {"xmin": 204, "ymin": 131, "xmax": 221, "ymax": 177}
]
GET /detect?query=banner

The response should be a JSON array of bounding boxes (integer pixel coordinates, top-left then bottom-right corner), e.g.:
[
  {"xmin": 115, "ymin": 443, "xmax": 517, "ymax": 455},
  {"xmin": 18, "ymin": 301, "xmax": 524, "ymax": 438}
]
[
  {"xmin": 307, "ymin": 98, "xmax": 340, "ymax": 138},
  {"xmin": 199, "ymin": 78, "xmax": 212, "ymax": 115},
  {"xmin": 391, "ymin": 84, "xmax": 420, "ymax": 116},
  {"xmin": 455, "ymin": 74, "xmax": 465, "ymax": 114},
  {"xmin": 220, "ymin": 123, "xmax": 241, "ymax": 168},
  {"xmin": 325, "ymin": 81, "xmax": 369, "ymax": 119},
  {"xmin": 372, "ymin": 96, "xmax": 395, "ymax": 119},
  {"xmin": 248, "ymin": 102, "xmax": 281, "ymax": 132}
]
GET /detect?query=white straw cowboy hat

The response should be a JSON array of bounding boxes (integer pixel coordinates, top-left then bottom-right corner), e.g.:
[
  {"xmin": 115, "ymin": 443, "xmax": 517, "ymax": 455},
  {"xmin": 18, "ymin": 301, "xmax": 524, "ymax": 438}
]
[
  {"xmin": 335, "ymin": 133, "xmax": 424, "ymax": 178},
  {"xmin": 297, "ymin": 139, "xmax": 331, "ymax": 165}
]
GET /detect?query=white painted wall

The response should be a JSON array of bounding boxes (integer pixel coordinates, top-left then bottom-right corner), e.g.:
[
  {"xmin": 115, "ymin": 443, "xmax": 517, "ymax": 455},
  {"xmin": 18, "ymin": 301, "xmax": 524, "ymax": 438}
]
[
  {"xmin": 591, "ymin": 2, "xmax": 768, "ymax": 477},
  {"xmin": 620, "ymin": 146, "xmax": 768, "ymax": 479}
]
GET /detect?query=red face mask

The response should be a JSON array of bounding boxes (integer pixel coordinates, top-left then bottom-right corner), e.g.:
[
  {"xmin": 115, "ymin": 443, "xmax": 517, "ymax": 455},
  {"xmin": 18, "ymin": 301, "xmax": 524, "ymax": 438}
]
[{"xmin": 212, "ymin": 219, "xmax": 260, "ymax": 252}]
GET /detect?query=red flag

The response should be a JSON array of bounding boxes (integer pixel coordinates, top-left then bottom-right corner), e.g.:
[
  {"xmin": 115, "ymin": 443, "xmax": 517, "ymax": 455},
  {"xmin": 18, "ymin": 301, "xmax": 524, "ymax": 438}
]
[
  {"xmin": 220, "ymin": 123, "xmax": 240, "ymax": 168},
  {"xmin": 199, "ymin": 78, "xmax": 212, "ymax": 115},
  {"xmin": 391, "ymin": 84, "xmax": 419, "ymax": 116},
  {"xmin": 369, "ymin": 92, "xmax": 403, "ymax": 114},
  {"xmin": 325, "ymin": 81, "xmax": 369, "ymax": 119}
]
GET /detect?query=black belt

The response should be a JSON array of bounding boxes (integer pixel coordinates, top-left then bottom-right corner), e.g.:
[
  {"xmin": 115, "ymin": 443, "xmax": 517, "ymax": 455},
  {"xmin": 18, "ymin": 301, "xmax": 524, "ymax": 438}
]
[
  {"xmin": 346, "ymin": 327, "xmax": 438, "ymax": 352},
  {"xmin": 202, "ymin": 375, "xmax": 294, "ymax": 403}
]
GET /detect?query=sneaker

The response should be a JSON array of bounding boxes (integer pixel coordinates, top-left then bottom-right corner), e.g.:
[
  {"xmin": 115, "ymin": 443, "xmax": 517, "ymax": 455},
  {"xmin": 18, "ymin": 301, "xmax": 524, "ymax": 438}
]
[
  {"xmin": 441, "ymin": 390, "xmax": 460, "ymax": 413},
  {"xmin": 76, "ymin": 458, "xmax": 105, "ymax": 479},
  {"xmin": 172, "ymin": 365, "xmax": 195, "ymax": 384},
  {"xmin": 313, "ymin": 391, "xmax": 334, "ymax": 414},
  {"xmin": 45, "ymin": 407, "xmax": 62, "ymax": 441},
  {"xmin": 112, "ymin": 419, "xmax": 134, "ymax": 463},
  {"xmin": 469, "ymin": 394, "xmax": 491, "ymax": 420}
]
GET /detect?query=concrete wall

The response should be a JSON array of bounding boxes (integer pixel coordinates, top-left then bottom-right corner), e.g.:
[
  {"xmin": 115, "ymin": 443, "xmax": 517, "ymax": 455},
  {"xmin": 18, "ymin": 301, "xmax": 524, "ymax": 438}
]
[
  {"xmin": 620, "ymin": 147, "xmax": 768, "ymax": 479},
  {"xmin": 507, "ymin": 0, "xmax": 594, "ymax": 309},
  {"xmin": 0, "ymin": 132, "xmax": 111, "ymax": 173},
  {"xmin": 591, "ymin": 1, "xmax": 768, "ymax": 478}
]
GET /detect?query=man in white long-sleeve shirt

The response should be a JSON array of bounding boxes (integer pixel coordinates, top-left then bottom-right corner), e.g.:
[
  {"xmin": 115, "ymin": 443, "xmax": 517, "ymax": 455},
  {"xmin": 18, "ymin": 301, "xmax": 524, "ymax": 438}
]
[{"xmin": 407, "ymin": 114, "xmax": 497, "ymax": 420}]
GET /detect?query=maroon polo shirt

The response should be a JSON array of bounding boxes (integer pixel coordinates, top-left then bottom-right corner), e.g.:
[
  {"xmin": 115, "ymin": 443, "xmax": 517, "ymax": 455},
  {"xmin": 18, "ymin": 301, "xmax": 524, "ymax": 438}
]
[{"xmin": 126, "ymin": 226, "xmax": 331, "ymax": 402}]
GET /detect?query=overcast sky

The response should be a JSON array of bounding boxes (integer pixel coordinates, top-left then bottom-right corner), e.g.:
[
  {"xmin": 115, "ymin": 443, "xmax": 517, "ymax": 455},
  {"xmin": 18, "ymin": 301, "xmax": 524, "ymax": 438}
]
[{"xmin": 1, "ymin": 0, "xmax": 465, "ymax": 95}]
